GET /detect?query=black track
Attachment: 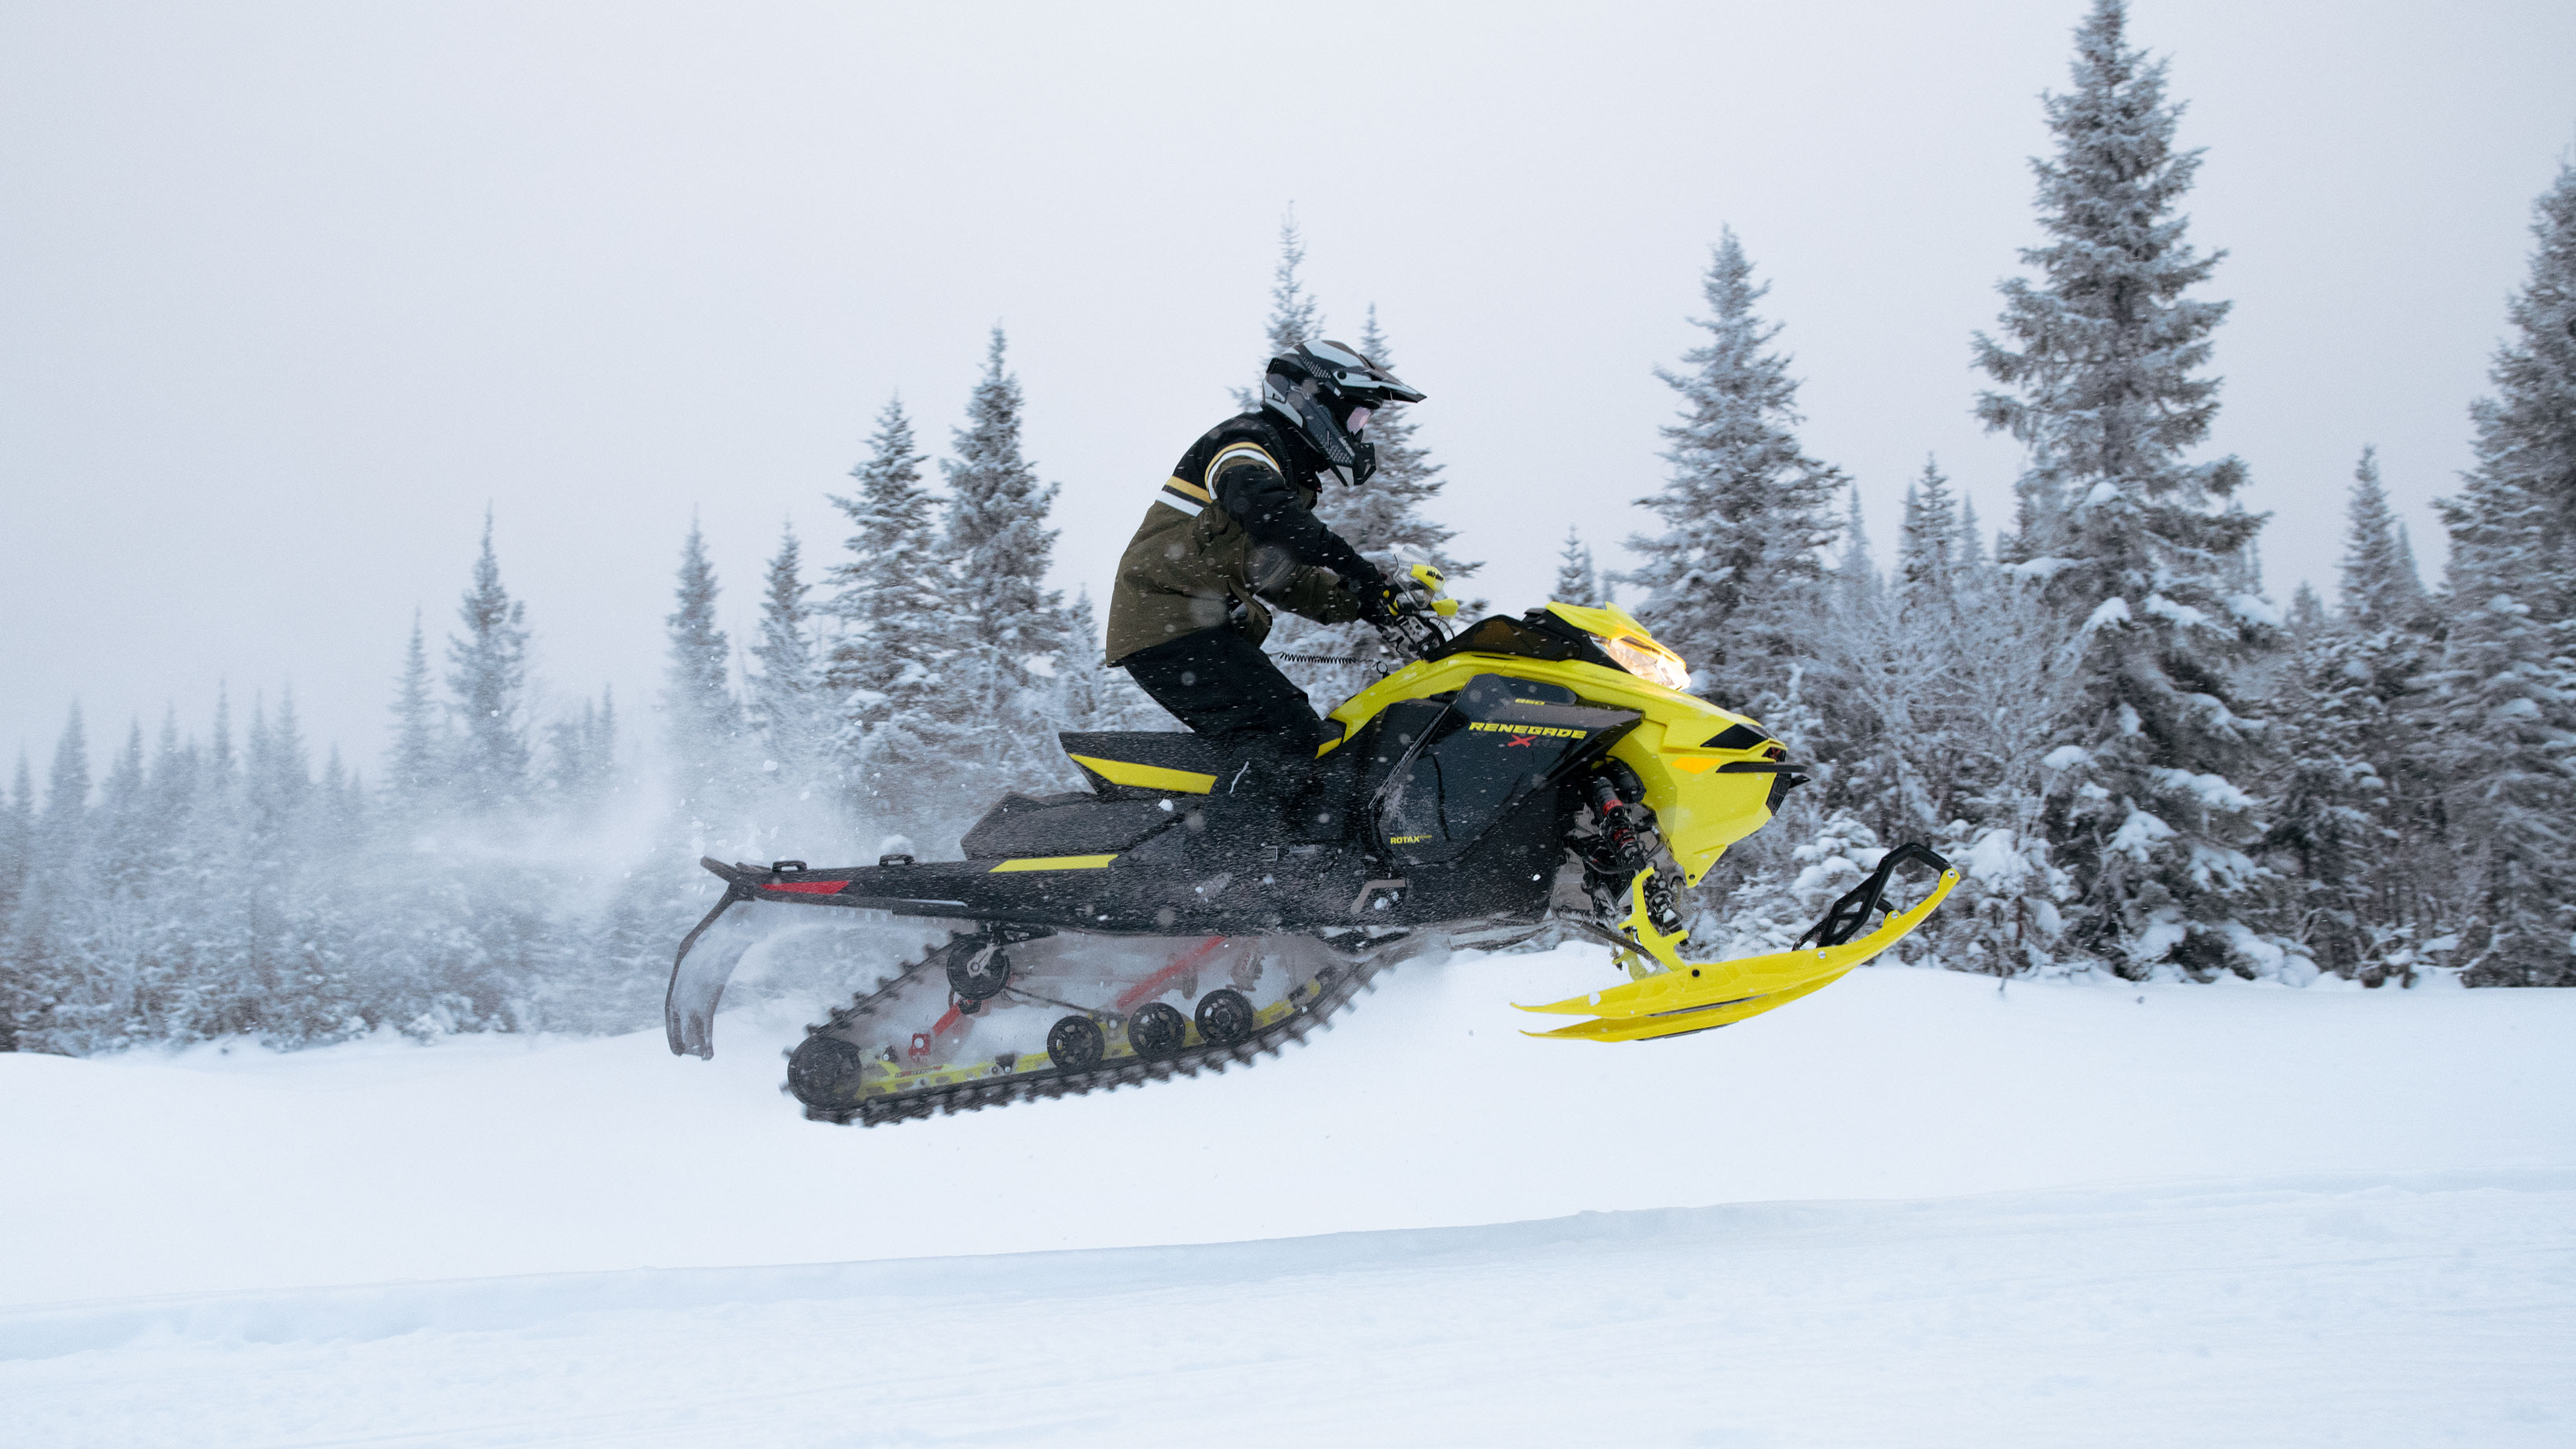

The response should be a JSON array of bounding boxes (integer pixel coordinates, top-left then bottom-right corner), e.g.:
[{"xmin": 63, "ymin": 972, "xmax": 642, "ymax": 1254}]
[{"xmin": 787, "ymin": 932, "xmax": 1413, "ymax": 1127}]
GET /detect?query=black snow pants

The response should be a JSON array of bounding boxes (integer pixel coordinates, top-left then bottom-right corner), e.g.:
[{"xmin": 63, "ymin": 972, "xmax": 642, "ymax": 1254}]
[
  {"xmin": 1119, "ymin": 625, "xmax": 1344, "ymax": 841},
  {"xmin": 1118, "ymin": 624, "xmax": 1333, "ymax": 754}
]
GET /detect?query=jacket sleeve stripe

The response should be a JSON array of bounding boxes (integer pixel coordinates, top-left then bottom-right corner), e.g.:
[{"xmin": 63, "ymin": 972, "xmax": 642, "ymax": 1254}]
[
  {"xmin": 1155, "ymin": 481, "xmax": 1206, "ymax": 517},
  {"xmin": 1203, "ymin": 443, "xmax": 1281, "ymax": 486}
]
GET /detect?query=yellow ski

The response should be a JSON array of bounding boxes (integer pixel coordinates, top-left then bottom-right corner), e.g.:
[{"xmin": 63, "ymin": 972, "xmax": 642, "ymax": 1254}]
[{"xmin": 1517, "ymin": 859, "xmax": 1959, "ymax": 1043}]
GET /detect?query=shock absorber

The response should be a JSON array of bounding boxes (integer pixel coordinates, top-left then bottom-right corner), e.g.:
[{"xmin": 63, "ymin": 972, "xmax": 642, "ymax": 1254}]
[{"xmin": 1578, "ymin": 763, "xmax": 1687, "ymax": 941}]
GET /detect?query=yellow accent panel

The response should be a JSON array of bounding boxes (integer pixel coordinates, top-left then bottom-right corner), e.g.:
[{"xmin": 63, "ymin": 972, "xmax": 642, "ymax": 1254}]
[
  {"xmin": 1542, "ymin": 600, "xmax": 1650, "ymax": 640},
  {"xmin": 1163, "ymin": 475, "xmax": 1211, "ymax": 501},
  {"xmin": 987, "ymin": 854, "xmax": 1120, "ymax": 873},
  {"xmin": 1067, "ymin": 753, "xmax": 1216, "ymax": 795},
  {"xmin": 1516, "ymin": 868, "xmax": 1960, "ymax": 1042}
]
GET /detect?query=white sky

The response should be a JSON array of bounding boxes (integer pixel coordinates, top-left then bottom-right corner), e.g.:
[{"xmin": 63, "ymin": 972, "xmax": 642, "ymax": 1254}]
[{"xmin": 4, "ymin": 1, "xmax": 2572, "ymax": 776}]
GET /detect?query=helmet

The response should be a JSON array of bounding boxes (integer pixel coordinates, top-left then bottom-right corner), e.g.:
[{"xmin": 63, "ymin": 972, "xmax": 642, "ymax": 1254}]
[{"xmin": 1262, "ymin": 340, "xmax": 1425, "ymax": 487}]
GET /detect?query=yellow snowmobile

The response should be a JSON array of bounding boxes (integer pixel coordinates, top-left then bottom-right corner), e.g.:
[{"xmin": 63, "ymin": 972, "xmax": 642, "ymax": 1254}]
[{"xmin": 666, "ymin": 570, "xmax": 1956, "ymax": 1125}]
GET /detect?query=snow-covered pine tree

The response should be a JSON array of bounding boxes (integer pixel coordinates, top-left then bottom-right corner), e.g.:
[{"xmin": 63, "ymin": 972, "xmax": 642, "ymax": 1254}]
[
  {"xmin": 1233, "ymin": 211, "xmax": 1322, "ymax": 410},
  {"xmin": 664, "ymin": 520, "xmax": 741, "ymax": 823},
  {"xmin": 826, "ymin": 395, "xmax": 950, "ymax": 724},
  {"xmin": 748, "ymin": 524, "xmax": 829, "ymax": 778},
  {"xmin": 1898, "ymin": 458, "xmax": 1962, "ymax": 604},
  {"xmin": 2427, "ymin": 160, "xmax": 2576, "ymax": 987},
  {"xmin": 940, "ymin": 328, "xmax": 1069, "ymax": 793},
  {"xmin": 446, "ymin": 516, "xmax": 533, "ymax": 811},
  {"xmin": 1971, "ymin": 0, "xmax": 2278, "ymax": 980},
  {"xmin": 1273, "ymin": 308, "xmax": 1477, "ymax": 706},
  {"xmin": 247, "ymin": 689, "xmax": 312, "ymax": 847},
  {"xmin": 1055, "ymin": 587, "xmax": 1111, "ymax": 730},
  {"xmin": 3, "ymin": 708, "xmax": 94, "ymax": 1050},
  {"xmin": 2339, "ymin": 447, "xmax": 2425, "ymax": 630},
  {"xmin": 1330, "ymin": 309, "xmax": 1471, "ymax": 572},
  {"xmin": 0, "ymin": 751, "xmax": 31, "ymax": 930},
  {"xmin": 1833, "ymin": 484, "xmax": 1879, "ymax": 608},
  {"xmin": 1627, "ymin": 227, "xmax": 1847, "ymax": 712},
  {"xmin": 825, "ymin": 396, "xmax": 965, "ymax": 826},
  {"xmin": 1957, "ymin": 497, "xmax": 1989, "ymax": 572},
  {"xmin": 1553, "ymin": 527, "xmax": 1600, "ymax": 605},
  {"xmin": 385, "ymin": 612, "xmax": 442, "ymax": 821},
  {"xmin": 0, "ymin": 752, "xmax": 29, "ymax": 1048},
  {"xmin": 2254, "ymin": 452, "xmax": 2442, "ymax": 983},
  {"xmin": 542, "ymin": 690, "xmax": 617, "ymax": 811},
  {"xmin": 39, "ymin": 704, "xmax": 88, "ymax": 859}
]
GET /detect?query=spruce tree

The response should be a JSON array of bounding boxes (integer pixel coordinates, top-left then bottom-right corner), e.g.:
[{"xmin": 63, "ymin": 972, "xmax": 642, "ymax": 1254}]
[
  {"xmin": 1972, "ymin": 0, "xmax": 2275, "ymax": 980},
  {"xmin": 827, "ymin": 395, "xmax": 965, "ymax": 824},
  {"xmin": 2256, "ymin": 452, "xmax": 2443, "ymax": 982},
  {"xmin": 1957, "ymin": 498, "xmax": 1990, "ymax": 572},
  {"xmin": 1325, "ymin": 308, "xmax": 1471, "ymax": 575},
  {"xmin": 1275, "ymin": 307, "xmax": 1476, "ymax": 705},
  {"xmin": 0, "ymin": 752, "xmax": 31, "ymax": 925},
  {"xmin": 1627, "ymin": 228, "xmax": 1847, "ymax": 710},
  {"xmin": 543, "ymin": 690, "xmax": 617, "ymax": 810},
  {"xmin": 1234, "ymin": 210, "xmax": 1322, "ymax": 409},
  {"xmin": 748, "ymin": 523, "xmax": 827, "ymax": 773},
  {"xmin": 2338, "ymin": 447, "xmax": 2425, "ymax": 627},
  {"xmin": 0, "ymin": 752, "xmax": 29, "ymax": 1048},
  {"xmin": 664, "ymin": 520, "xmax": 740, "ymax": 817},
  {"xmin": 1833, "ymin": 484, "xmax": 1879, "ymax": 606},
  {"xmin": 40, "ymin": 704, "xmax": 89, "ymax": 852},
  {"xmin": 1898, "ymin": 458, "xmax": 1962, "ymax": 603},
  {"xmin": 826, "ymin": 396, "xmax": 951, "ymax": 731},
  {"xmin": 385, "ymin": 611, "xmax": 442, "ymax": 818},
  {"xmin": 446, "ymin": 516, "xmax": 532, "ymax": 811},
  {"xmin": 942, "ymin": 328, "xmax": 1068, "ymax": 704},
  {"xmin": 1553, "ymin": 527, "xmax": 1600, "ymax": 605},
  {"xmin": 2429, "ymin": 160, "xmax": 2576, "ymax": 985}
]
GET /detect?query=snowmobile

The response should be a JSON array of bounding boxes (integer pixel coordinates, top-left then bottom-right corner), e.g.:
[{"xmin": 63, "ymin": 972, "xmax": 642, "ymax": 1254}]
[{"xmin": 666, "ymin": 568, "xmax": 1958, "ymax": 1125}]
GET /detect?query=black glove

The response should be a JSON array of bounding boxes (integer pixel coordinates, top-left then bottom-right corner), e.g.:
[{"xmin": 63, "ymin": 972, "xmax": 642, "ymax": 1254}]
[{"xmin": 1353, "ymin": 567, "xmax": 1404, "ymax": 625}]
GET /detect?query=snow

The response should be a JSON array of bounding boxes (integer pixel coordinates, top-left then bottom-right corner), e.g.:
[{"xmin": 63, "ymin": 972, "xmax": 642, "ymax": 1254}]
[
  {"xmin": 2229, "ymin": 590, "xmax": 2285, "ymax": 627},
  {"xmin": 2002, "ymin": 555, "xmax": 2079, "ymax": 582},
  {"xmin": 5, "ymin": 950, "xmax": 2573, "ymax": 1446},
  {"xmin": 2083, "ymin": 594, "xmax": 2132, "ymax": 631},
  {"xmin": 2142, "ymin": 591, "xmax": 2213, "ymax": 629}
]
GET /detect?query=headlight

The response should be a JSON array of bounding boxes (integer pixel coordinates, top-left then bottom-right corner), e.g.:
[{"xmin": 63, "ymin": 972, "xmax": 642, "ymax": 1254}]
[{"xmin": 1594, "ymin": 633, "xmax": 1691, "ymax": 692}]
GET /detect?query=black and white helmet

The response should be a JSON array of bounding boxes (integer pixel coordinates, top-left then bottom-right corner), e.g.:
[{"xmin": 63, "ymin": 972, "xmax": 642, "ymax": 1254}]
[{"xmin": 1262, "ymin": 340, "xmax": 1425, "ymax": 487}]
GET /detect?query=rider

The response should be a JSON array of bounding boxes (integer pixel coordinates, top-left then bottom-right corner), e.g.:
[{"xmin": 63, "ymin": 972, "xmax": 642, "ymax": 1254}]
[{"xmin": 1104, "ymin": 340, "xmax": 1424, "ymax": 765}]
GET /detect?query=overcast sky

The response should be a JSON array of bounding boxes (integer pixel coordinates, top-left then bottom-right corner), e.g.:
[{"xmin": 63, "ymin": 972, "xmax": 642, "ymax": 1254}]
[{"xmin": 4, "ymin": 1, "xmax": 2572, "ymax": 777}]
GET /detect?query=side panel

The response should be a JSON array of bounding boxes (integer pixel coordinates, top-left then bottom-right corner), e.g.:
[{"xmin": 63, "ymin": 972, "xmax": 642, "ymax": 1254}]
[
  {"xmin": 1372, "ymin": 675, "xmax": 1637, "ymax": 868},
  {"xmin": 1325, "ymin": 651, "xmax": 1785, "ymax": 883}
]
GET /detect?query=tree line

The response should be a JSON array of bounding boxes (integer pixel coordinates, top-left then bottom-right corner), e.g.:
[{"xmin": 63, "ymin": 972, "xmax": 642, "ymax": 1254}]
[
  {"xmin": 1621, "ymin": 0, "xmax": 2574, "ymax": 990},
  {"xmin": 3, "ymin": 0, "xmax": 2568, "ymax": 1054}
]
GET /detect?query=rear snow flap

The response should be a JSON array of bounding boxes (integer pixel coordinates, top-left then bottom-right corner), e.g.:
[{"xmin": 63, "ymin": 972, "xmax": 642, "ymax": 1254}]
[{"xmin": 665, "ymin": 883, "xmax": 761, "ymax": 1059}]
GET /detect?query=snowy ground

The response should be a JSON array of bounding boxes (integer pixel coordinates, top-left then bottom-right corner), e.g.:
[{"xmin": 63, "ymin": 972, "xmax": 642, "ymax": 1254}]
[{"xmin": 6, "ymin": 947, "xmax": 2573, "ymax": 1447}]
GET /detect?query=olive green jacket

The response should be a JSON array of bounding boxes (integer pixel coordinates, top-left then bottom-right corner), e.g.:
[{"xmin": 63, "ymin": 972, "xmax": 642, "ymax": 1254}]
[{"xmin": 1104, "ymin": 414, "xmax": 1372, "ymax": 663}]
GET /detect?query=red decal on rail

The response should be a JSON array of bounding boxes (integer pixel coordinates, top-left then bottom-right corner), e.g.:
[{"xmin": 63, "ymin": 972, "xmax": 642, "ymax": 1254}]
[{"xmin": 764, "ymin": 879, "xmax": 847, "ymax": 895}]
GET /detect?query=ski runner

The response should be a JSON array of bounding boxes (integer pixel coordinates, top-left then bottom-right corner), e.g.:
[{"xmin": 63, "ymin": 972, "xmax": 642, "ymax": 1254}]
[{"xmin": 1104, "ymin": 340, "xmax": 1424, "ymax": 832}]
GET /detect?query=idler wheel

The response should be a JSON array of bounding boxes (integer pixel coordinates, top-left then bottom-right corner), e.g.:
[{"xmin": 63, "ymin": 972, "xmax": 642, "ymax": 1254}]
[
  {"xmin": 1128, "ymin": 1001, "xmax": 1188, "ymax": 1058},
  {"xmin": 1195, "ymin": 987, "xmax": 1257, "ymax": 1046},
  {"xmin": 1047, "ymin": 1015, "xmax": 1105, "ymax": 1072},
  {"xmin": 786, "ymin": 1035, "xmax": 867, "ymax": 1107},
  {"xmin": 945, "ymin": 941, "xmax": 1011, "ymax": 1004}
]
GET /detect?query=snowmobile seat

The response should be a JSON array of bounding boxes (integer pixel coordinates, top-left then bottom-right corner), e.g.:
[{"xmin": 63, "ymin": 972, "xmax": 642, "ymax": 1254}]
[
  {"xmin": 1058, "ymin": 731, "xmax": 1251, "ymax": 800},
  {"xmin": 958, "ymin": 792, "xmax": 1179, "ymax": 861}
]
